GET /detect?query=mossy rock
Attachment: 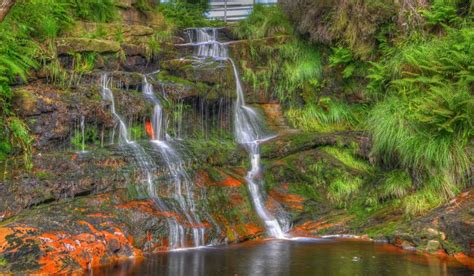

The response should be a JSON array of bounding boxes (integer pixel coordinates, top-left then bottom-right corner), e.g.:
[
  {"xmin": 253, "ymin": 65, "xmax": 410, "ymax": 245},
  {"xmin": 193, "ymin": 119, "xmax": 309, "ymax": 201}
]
[
  {"xmin": 57, "ymin": 38, "xmax": 121, "ymax": 54},
  {"xmin": 12, "ymin": 89, "xmax": 38, "ymax": 116}
]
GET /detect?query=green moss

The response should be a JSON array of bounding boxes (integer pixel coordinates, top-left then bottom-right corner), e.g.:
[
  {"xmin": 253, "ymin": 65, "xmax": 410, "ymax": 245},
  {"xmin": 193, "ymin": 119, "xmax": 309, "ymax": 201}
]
[
  {"xmin": 285, "ymin": 98, "xmax": 363, "ymax": 133},
  {"xmin": 321, "ymin": 146, "xmax": 372, "ymax": 173},
  {"xmin": 402, "ymin": 188, "xmax": 445, "ymax": 217},
  {"xmin": 364, "ymin": 221, "xmax": 403, "ymax": 238},
  {"xmin": 377, "ymin": 170, "xmax": 412, "ymax": 200},
  {"xmin": 35, "ymin": 171, "xmax": 54, "ymax": 181},
  {"xmin": 0, "ymin": 256, "xmax": 7, "ymax": 267}
]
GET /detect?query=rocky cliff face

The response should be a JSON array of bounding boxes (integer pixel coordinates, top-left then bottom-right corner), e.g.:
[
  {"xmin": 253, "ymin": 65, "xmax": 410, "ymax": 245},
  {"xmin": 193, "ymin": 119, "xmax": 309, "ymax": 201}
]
[{"xmin": 0, "ymin": 3, "xmax": 472, "ymax": 274}]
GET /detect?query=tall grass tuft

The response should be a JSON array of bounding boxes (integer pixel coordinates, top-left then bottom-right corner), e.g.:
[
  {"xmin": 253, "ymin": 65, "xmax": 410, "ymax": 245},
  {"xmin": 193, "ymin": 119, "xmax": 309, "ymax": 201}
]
[
  {"xmin": 235, "ymin": 5, "xmax": 323, "ymax": 105},
  {"xmin": 286, "ymin": 98, "xmax": 361, "ymax": 132},
  {"xmin": 367, "ymin": 25, "xmax": 473, "ymax": 200}
]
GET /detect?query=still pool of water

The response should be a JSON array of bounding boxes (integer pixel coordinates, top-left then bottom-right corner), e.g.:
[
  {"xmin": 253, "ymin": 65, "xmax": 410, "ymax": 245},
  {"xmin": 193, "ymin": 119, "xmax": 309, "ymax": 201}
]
[{"xmin": 94, "ymin": 239, "xmax": 472, "ymax": 276}]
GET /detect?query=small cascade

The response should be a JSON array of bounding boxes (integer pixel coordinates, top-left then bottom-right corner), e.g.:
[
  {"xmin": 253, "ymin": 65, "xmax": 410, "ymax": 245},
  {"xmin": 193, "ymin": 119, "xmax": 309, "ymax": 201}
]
[
  {"xmin": 186, "ymin": 28, "xmax": 287, "ymax": 238},
  {"xmin": 77, "ymin": 115, "xmax": 88, "ymax": 153},
  {"xmin": 100, "ymin": 74, "xmax": 187, "ymax": 249},
  {"xmin": 101, "ymin": 76, "xmax": 130, "ymax": 144},
  {"xmin": 143, "ymin": 76, "xmax": 206, "ymax": 248},
  {"xmin": 185, "ymin": 28, "xmax": 228, "ymax": 60}
]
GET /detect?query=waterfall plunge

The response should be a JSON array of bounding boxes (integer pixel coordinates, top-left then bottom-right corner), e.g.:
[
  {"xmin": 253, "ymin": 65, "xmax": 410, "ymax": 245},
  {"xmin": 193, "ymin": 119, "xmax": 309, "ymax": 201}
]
[{"xmin": 186, "ymin": 28, "xmax": 286, "ymax": 239}]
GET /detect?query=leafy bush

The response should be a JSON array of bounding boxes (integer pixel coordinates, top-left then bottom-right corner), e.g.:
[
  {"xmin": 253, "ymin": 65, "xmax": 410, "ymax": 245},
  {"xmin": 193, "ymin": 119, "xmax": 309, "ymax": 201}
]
[
  {"xmin": 0, "ymin": 0, "xmax": 127, "ymax": 164},
  {"xmin": 233, "ymin": 4, "xmax": 293, "ymax": 39},
  {"xmin": 378, "ymin": 170, "xmax": 412, "ymax": 200},
  {"xmin": 421, "ymin": 0, "xmax": 464, "ymax": 29},
  {"xmin": 235, "ymin": 5, "xmax": 322, "ymax": 104},
  {"xmin": 66, "ymin": 0, "xmax": 117, "ymax": 23},
  {"xmin": 367, "ymin": 25, "xmax": 473, "ymax": 199}
]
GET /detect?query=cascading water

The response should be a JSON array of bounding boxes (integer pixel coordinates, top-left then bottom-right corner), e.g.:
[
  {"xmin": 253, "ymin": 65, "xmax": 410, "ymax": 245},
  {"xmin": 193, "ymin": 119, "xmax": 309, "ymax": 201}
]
[
  {"xmin": 143, "ymin": 76, "xmax": 206, "ymax": 247},
  {"xmin": 101, "ymin": 74, "xmax": 187, "ymax": 249},
  {"xmin": 101, "ymin": 75, "xmax": 130, "ymax": 144},
  {"xmin": 186, "ymin": 28, "xmax": 287, "ymax": 239},
  {"xmin": 79, "ymin": 115, "xmax": 86, "ymax": 153}
]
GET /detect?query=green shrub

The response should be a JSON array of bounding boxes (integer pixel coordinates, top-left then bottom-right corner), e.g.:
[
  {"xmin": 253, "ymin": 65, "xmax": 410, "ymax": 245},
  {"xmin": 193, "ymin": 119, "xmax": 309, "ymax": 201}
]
[
  {"xmin": 66, "ymin": 0, "xmax": 117, "ymax": 22},
  {"xmin": 286, "ymin": 98, "xmax": 360, "ymax": 132},
  {"xmin": 159, "ymin": 0, "xmax": 221, "ymax": 29},
  {"xmin": 328, "ymin": 173, "xmax": 363, "ymax": 208},
  {"xmin": 403, "ymin": 187, "xmax": 445, "ymax": 217},
  {"xmin": 321, "ymin": 146, "xmax": 372, "ymax": 173},
  {"xmin": 378, "ymin": 170, "xmax": 412, "ymax": 200},
  {"xmin": 235, "ymin": 5, "xmax": 322, "ymax": 104},
  {"xmin": 367, "ymin": 25, "xmax": 473, "ymax": 198},
  {"xmin": 233, "ymin": 4, "xmax": 293, "ymax": 39},
  {"xmin": 0, "ymin": 0, "xmax": 129, "ymax": 165}
]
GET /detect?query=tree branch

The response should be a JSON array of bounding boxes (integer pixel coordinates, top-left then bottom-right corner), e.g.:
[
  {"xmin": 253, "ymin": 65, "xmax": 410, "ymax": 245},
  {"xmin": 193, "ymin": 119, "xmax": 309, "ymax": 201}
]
[{"xmin": 0, "ymin": 0, "xmax": 16, "ymax": 23}]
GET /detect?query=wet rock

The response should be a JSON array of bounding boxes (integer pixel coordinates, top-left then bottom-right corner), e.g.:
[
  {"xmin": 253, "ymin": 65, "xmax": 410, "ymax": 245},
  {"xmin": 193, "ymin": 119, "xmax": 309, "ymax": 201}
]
[
  {"xmin": 261, "ymin": 131, "xmax": 367, "ymax": 159},
  {"xmin": 426, "ymin": 240, "xmax": 441, "ymax": 252},
  {"xmin": 424, "ymin": 228, "xmax": 446, "ymax": 240}
]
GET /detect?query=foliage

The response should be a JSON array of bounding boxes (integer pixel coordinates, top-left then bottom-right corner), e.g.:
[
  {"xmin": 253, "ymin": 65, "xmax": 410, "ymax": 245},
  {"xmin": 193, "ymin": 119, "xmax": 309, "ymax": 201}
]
[
  {"xmin": 0, "ymin": 0, "xmax": 128, "ymax": 165},
  {"xmin": 235, "ymin": 5, "xmax": 322, "ymax": 104},
  {"xmin": 159, "ymin": 0, "xmax": 221, "ymax": 30},
  {"xmin": 421, "ymin": 0, "xmax": 464, "ymax": 29},
  {"xmin": 402, "ymin": 187, "xmax": 445, "ymax": 217},
  {"xmin": 233, "ymin": 4, "xmax": 293, "ymax": 39},
  {"xmin": 377, "ymin": 170, "xmax": 412, "ymax": 200},
  {"xmin": 329, "ymin": 47, "xmax": 357, "ymax": 79},
  {"xmin": 367, "ymin": 25, "xmax": 473, "ymax": 199},
  {"xmin": 66, "ymin": 0, "xmax": 117, "ymax": 23},
  {"xmin": 280, "ymin": 0, "xmax": 397, "ymax": 59},
  {"xmin": 286, "ymin": 98, "xmax": 360, "ymax": 132},
  {"xmin": 321, "ymin": 146, "xmax": 372, "ymax": 173},
  {"xmin": 327, "ymin": 173, "xmax": 363, "ymax": 208}
]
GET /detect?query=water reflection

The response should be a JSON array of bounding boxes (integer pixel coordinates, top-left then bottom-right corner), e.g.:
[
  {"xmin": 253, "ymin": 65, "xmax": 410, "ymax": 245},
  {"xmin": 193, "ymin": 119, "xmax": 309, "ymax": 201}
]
[{"xmin": 93, "ymin": 239, "xmax": 471, "ymax": 276}]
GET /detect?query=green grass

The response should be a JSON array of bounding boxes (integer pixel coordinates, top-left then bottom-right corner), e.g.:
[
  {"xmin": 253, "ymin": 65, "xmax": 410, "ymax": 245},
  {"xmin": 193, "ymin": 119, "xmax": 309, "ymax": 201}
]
[
  {"xmin": 286, "ymin": 98, "xmax": 360, "ymax": 132},
  {"xmin": 159, "ymin": 0, "xmax": 223, "ymax": 30},
  {"xmin": 321, "ymin": 146, "xmax": 372, "ymax": 173},
  {"xmin": 0, "ymin": 0, "xmax": 131, "ymax": 164},
  {"xmin": 378, "ymin": 170, "xmax": 412, "ymax": 200},
  {"xmin": 402, "ymin": 188, "xmax": 445, "ymax": 217},
  {"xmin": 235, "ymin": 5, "xmax": 323, "ymax": 105},
  {"xmin": 327, "ymin": 173, "xmax": 363, "ymax": 208},
  {"xmin": 233, "ymin": 4, "xmax": 293, "ymax": 39}
]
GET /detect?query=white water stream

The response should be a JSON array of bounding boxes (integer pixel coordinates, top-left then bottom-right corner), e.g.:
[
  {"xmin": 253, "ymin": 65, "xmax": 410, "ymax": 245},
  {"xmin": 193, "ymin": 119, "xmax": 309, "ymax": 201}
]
[
  {"xmin": 186, "ymin": 28, "xmax": 286, "ymax": 238},
  {"xmin": 143, "ymin": 76, "xmax": 206, "ymax": 247}
]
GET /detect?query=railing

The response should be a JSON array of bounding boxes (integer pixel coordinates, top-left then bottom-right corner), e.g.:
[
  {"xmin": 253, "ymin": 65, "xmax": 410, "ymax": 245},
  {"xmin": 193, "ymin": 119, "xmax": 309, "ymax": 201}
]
[
  {"xmin": 159, "ymin": 0, "xmax": 278, "ymax": 22},
  {"xmin": 207, "ymin": 0, "xmax": 278, "ymax": 22}
]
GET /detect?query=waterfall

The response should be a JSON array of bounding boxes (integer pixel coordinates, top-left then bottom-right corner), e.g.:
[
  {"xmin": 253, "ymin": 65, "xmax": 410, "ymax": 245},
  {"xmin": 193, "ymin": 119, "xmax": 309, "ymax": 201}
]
[
  {"xmin": 143, "ymin": 76, "xmax": 206, "ymax": 247},
  {"xmin": 100, "ymin": 74, "xmax": 188, "ymax": 249},
  {"xmin": 101, "ymin": 75, "xmax": 130, "ymax": 144},
  {"xmin": 186, "ymin": 28, "xmax": 287, "ymax": 239},
  {"xmin": 80, "ymin": 115, "xmax": 86, "ymax": 153}
]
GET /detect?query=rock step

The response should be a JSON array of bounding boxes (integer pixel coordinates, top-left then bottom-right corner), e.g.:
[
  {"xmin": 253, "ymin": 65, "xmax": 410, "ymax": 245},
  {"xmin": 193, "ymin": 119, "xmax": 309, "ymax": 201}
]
[{"xmin": 257, "ymin": 103, "xmax": 293, "ymax": 132}]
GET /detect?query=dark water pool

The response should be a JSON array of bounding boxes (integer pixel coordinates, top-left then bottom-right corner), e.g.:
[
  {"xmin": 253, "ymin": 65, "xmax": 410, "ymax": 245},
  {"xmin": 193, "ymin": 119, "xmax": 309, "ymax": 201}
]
[{"xmin": 94, "ymin": 239, "xmax": 472, "ymax": 276}]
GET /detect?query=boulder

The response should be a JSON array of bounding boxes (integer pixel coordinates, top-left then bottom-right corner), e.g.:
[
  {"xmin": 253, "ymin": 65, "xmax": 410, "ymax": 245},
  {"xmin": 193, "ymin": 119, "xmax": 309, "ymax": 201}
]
[{"xmin": 426, "ymin": 240, "xmax": 441, "ymax": 252}]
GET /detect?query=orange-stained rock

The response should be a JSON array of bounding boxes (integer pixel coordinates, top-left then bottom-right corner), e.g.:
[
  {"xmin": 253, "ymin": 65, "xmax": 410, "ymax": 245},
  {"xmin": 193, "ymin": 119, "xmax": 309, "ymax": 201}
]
[
  {"xmin": 269, "ymin": 187, "xmax": 304, "ymax": 211},
  {"xmin": 454, "ymin": 253, "xmax": 474, "ymax": 270},
  {"xmin": 117, "ymin": 200, "xmax": 181, "ymax": 221},
  {"xmin": 215, "ymin": 175, "xmax": 242, "ymax": 187}
]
